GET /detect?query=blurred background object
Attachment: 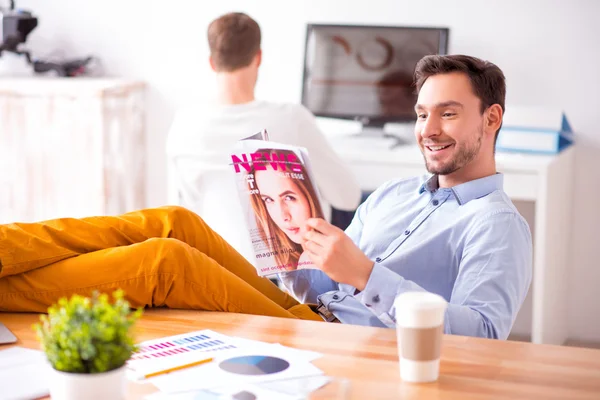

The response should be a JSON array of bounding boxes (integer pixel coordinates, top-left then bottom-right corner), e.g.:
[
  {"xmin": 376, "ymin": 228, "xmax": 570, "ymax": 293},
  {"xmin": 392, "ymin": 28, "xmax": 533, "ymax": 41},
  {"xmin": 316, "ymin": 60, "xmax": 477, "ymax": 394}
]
[{"xmin": 0, "ymin": 0, "xmax": 97, "ymax": 76}]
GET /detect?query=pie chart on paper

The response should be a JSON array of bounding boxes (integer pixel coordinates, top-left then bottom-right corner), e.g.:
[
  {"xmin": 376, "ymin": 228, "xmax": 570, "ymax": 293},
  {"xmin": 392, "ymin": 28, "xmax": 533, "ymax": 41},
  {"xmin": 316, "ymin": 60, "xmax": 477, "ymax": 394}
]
[{"xmin": 218, "ymin": 355, "xmax": 290, "ymax": 376}]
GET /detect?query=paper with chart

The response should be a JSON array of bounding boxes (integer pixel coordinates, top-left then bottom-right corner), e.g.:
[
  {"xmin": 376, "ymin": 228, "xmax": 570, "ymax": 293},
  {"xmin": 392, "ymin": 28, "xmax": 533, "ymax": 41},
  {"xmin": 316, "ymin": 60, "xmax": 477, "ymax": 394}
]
[
  {"xmin": 145, "ymin": 385, "xmax": 305, "ymax": 400},
  {"xmin": 143, "ymin": 331, "xmax": 324, "ymax": 394},
  {"xmin": 127, "ymin": 330, "xmax": 240, "ymax": 379},
  {"xmin": 144, "ymin": 376, "xmax": 331, "ymax": 400}
]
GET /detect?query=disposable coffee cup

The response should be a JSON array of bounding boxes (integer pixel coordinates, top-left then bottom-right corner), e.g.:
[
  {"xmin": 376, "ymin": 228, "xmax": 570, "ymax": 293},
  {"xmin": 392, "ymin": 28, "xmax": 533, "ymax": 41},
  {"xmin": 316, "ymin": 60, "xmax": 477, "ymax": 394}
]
[{"xmin": 394, "ymin": 291, "xmax": 448, "ymax": 383}]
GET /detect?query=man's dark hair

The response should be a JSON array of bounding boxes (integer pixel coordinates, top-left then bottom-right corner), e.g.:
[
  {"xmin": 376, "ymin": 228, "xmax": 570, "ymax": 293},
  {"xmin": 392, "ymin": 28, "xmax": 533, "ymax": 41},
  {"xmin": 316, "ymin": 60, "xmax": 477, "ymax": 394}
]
[
  {"xmin": 207, "ymin": 12, "xmax": 261, "ymax": 72},
  {"xmin": 414, "ymin": 55, "xmax": 506, "ymax": 142}
]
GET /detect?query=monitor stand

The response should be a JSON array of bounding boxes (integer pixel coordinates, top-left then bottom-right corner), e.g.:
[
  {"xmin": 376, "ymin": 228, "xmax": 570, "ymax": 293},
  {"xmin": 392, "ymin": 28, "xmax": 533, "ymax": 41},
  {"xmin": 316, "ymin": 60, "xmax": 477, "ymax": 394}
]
[
  {"xmin": 358, "ymin": 125, "xmax": 388, "ymax": 138},
  {"xmin": 355, "ymin": 122, "xmax": 411, "ymax": 148}
]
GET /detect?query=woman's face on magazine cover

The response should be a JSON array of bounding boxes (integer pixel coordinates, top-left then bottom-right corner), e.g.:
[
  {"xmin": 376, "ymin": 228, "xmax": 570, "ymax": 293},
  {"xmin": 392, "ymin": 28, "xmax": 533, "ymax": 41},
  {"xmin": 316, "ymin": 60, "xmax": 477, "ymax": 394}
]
[{"xmin": 255, "ymin": 169, "xmax": 311, "ymax": 244}]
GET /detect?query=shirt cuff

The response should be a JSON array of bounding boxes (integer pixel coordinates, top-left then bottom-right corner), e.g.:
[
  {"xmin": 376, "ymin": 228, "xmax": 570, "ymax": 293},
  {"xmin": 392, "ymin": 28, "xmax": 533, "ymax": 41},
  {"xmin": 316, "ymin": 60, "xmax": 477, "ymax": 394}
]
[{"xmin": 360, "ymin": 263, "xmax": 405, "ymax": 317}]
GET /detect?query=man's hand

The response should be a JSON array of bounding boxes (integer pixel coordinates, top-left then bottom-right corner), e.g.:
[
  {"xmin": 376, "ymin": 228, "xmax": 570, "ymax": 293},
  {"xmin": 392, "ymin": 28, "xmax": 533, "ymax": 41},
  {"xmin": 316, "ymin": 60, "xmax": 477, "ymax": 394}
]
[{"xmin": 302, "ymin": 218, "xmax": 375, "ymax": 291}]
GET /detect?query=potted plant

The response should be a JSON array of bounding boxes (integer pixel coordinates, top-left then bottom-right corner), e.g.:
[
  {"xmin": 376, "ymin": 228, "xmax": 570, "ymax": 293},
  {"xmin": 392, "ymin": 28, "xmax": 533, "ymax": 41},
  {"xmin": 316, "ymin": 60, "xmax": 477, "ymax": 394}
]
[{"xmin": 33, "ymin": 289, "xmax": 143, "ymax": 400}]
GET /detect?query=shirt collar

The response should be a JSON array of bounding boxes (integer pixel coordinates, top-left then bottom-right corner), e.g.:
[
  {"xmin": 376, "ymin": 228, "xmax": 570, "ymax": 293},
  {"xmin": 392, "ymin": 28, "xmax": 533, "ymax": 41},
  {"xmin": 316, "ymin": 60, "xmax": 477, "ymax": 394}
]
[{"xmin": 418, "ymin": 174, "xmax": 504, "ymax": 205}]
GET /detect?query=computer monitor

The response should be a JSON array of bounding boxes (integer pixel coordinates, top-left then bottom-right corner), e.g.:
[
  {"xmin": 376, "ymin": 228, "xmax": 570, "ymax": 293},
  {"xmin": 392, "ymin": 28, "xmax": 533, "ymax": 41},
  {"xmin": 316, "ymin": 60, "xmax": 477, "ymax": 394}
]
[{"xmin": 301, "ymin": 24, "xmax": 449, "ymax": 129}]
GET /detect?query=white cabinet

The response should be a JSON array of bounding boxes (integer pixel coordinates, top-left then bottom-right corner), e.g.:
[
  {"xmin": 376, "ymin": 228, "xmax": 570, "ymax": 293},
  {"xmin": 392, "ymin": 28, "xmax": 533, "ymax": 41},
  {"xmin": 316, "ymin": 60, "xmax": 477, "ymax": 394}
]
[{"xmin": 0, "ymin": 78, "xmax": 146, "ymax": 223}]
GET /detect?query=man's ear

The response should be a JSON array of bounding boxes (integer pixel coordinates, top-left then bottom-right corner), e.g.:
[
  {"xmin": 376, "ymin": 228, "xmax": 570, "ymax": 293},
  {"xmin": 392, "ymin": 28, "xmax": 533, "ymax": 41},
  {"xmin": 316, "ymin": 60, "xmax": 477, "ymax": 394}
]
[
  {"xmin": 485, "ymin": 104, "xmax": 503, "ymax": 136},
  {"xmin": 209, "ymin": 56, "xmax": 217, "ymax": 72},
  {"xmin": 255, "ymin": 50, "xmax": 262, "ymax": 68}
]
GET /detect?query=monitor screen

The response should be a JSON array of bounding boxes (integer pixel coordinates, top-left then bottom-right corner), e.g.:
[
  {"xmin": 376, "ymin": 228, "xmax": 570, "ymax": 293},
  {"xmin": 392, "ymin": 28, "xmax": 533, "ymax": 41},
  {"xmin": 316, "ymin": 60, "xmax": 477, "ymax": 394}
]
[{"xmin": 301, "ymin": 24, "xmax": 449, "ymax": 125}]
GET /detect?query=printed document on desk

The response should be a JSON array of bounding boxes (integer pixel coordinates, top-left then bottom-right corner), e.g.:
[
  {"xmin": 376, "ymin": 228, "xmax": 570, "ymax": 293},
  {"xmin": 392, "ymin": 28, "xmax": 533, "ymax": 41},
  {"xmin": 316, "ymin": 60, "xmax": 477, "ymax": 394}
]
[
  {"xmin": 0, "ymin": 346, "xmax": 51, "ymax": 400},
  {"xmin": 146, "ymin": 375, "xmax": 331, "ymax": 400},
  {"xmin": 145, "ymin": 382, "xmax": 316, "ymax": 400},
  {"xmin": 148, "ymin": 334, "xmax": 323, "ymax": 394}
]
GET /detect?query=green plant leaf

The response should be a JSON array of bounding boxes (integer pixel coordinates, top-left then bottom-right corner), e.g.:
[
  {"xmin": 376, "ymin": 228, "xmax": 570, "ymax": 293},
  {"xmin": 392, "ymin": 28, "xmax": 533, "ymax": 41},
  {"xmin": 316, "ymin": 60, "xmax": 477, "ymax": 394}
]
[{"xmin": 33, "ymin": 290, "xmax": 143, "ymax": 374}]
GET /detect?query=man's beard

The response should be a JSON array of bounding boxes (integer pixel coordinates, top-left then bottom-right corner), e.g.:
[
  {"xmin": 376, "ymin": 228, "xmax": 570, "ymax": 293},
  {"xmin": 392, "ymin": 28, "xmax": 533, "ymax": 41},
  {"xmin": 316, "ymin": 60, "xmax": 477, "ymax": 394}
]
[{"xmin": 423, "ymin": 128, "xmax": 483, "ymax": 176}]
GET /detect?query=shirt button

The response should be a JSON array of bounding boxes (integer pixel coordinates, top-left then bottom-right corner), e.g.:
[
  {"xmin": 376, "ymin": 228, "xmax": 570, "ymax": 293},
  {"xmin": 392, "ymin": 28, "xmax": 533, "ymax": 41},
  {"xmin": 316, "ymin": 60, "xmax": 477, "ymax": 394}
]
[
  {"xmin": 372, "ymin": 295, "xmax": 380, "ymax": 303},
  {"xmin": 404, "ymin": 230, "xmax": 410, "ymax": 235},
  {"xmin": 375, "ymin": 257, "xmax": 382, "ymax": 262},
  {"xmin": 332, "ymin": 294, "xmax": 339, "ymax": 300},
  {"xmin": 432, "ymin": 199, "xmax": 439, "ymax": 206}
]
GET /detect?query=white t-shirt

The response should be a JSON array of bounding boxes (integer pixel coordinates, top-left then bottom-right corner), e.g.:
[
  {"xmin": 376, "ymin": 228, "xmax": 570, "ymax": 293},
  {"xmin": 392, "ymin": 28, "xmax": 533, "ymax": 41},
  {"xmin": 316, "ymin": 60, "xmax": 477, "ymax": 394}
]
[{"xmin": 166, "ymin": 100, "xmax": 362, "ymax": 261}]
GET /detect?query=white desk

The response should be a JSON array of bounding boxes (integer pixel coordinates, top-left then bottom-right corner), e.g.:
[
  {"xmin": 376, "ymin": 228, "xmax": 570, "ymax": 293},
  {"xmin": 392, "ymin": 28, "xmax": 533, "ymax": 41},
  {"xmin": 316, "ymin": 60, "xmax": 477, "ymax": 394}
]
[{"xmin": 323, "ymin": 129, "xmax": 575, "ymax": 345}]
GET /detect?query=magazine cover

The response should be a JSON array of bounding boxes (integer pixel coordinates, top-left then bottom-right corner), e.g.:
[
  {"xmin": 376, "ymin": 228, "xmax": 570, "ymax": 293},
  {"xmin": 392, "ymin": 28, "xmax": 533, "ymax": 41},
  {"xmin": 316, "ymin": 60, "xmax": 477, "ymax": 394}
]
[{"xmin": 231, "ymin": 134, "xmax": 325, "ymax": 276}]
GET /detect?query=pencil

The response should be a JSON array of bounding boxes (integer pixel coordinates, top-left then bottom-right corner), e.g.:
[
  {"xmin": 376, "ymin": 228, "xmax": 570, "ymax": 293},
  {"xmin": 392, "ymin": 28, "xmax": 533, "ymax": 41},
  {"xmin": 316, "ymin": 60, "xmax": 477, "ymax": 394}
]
[{"xmin": 142, "ymin": 357, "xmax": 214, "ymax": 379}]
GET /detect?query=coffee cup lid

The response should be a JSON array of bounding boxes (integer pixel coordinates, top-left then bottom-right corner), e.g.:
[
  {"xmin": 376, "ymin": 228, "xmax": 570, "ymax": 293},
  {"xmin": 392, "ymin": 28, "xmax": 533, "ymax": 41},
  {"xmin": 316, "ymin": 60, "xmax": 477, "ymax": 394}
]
[{"xmin": 394, "ymin": 291, "xmax": 447, "ymax": 310}]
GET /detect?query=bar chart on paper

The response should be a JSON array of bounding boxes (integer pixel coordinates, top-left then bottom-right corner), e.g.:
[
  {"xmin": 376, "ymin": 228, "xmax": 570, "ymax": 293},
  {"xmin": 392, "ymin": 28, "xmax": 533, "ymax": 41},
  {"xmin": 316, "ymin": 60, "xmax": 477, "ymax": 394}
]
[{"xmin": 127, "ymin": 330, "xmax": 238, "ymax": 379}]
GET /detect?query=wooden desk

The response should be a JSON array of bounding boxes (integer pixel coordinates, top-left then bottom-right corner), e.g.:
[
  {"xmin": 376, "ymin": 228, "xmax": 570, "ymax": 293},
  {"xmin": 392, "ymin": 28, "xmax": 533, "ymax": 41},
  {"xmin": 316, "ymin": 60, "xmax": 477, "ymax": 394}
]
[{"xmin": 2, "ymin": 310, "xmax": 600, "ymax": 399}]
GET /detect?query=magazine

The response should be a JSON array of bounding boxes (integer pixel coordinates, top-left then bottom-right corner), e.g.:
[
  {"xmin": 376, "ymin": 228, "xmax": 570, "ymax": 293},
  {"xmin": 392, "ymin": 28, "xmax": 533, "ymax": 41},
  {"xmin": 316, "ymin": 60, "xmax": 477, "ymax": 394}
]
[{"xmin": 231, "ymin": 131, "xmax": 324, "ymax": 276}]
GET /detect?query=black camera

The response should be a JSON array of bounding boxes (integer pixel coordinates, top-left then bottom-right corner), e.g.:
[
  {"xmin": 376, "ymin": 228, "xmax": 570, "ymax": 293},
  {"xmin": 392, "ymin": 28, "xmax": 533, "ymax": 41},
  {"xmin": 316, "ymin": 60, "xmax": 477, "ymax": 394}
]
[
  {"xmin": 0, "ymin": 1, "xmax": 94, "ymax": 77},
  {"xmin": 0, "ymin": 2, "xmax": 38, "ymax": 54}
]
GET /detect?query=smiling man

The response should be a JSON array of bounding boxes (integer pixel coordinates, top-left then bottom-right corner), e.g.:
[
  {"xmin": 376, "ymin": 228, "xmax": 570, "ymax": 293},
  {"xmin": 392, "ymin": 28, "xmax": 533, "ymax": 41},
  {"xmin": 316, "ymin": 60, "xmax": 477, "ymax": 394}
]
[{"xmin": 281, "ymin": 54, "xmax": 533, "ymax": 339}]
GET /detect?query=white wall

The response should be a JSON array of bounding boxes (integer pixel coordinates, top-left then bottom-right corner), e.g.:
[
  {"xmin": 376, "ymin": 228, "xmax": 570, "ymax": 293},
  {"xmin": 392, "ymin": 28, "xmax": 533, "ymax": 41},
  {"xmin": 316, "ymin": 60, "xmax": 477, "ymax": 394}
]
[{"xmin": 3, "ymin": 0, "xmax": 600, "ymax": 342}]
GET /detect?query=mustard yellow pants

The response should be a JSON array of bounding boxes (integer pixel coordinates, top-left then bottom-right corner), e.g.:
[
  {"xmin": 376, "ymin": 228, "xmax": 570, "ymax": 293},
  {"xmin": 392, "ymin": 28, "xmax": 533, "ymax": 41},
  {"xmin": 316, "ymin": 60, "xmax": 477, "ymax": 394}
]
[{"xmin": 0, "ymin": 206, "xmax": 322, "ymax": 321}]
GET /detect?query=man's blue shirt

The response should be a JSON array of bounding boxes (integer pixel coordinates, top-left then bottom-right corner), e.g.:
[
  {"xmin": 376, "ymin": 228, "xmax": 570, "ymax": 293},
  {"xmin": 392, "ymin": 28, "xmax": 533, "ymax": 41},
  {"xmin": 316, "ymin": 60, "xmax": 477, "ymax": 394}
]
[{"xmin": 279, "ymin": 174, "xmax": 532, "ymax": 339}]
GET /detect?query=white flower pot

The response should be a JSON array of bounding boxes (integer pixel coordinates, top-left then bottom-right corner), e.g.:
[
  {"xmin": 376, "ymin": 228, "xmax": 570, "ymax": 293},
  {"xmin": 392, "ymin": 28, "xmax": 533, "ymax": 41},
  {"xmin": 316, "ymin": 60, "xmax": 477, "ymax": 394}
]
[{"xmin": 49, "ymin": 365, "xmax": 127, "ymax": 400}]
